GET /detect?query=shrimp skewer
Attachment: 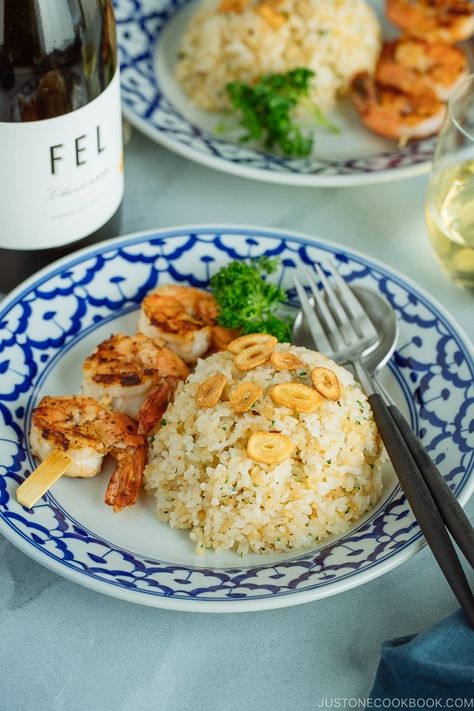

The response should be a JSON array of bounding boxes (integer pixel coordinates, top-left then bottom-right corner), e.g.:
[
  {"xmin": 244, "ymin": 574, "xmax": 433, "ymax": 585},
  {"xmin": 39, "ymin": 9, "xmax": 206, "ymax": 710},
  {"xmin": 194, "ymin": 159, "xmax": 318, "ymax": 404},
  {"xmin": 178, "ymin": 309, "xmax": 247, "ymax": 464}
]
[
  {"xmin": 376, "ymin": 36, "xmax": 468, "ymax": 102},
  {"xmin": 351, "ymin": 71, "xmax": 446, "ymax": 141},
  {"xmin": 81, "ymin": 332, "xmax": 189, "ymax": 433},
  {"xmin": 22, "ymin": 286, "xmax": 238, "ymax": 510},
  {"xmin": 22, "ymin": 395, "xmax": 146, "ymax": 511},
  {"xmin": 386, "ymin": 0, "xmax": 474, "ymax": 42}
]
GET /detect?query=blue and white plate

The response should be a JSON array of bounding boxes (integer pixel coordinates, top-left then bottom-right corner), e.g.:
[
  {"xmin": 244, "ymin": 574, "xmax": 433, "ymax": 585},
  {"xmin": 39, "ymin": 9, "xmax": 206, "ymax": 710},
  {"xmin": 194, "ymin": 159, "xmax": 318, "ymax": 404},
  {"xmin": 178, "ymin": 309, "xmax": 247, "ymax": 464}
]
[
  {"xmin": 0, "ymin": 225, "xmax": 472, "ymax": 612},
  {"xmin": 115, "ymin": 0, "xmax": 438, "ymax": 187}
]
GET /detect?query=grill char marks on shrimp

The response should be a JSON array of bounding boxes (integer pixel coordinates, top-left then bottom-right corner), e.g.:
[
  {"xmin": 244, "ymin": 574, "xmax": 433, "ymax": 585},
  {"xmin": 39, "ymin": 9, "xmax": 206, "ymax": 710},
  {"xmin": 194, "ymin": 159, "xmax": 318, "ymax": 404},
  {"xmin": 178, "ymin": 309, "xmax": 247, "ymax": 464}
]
[{"xmin": 82, "ymin": 332, "xmax": 189, "ymax": 433}]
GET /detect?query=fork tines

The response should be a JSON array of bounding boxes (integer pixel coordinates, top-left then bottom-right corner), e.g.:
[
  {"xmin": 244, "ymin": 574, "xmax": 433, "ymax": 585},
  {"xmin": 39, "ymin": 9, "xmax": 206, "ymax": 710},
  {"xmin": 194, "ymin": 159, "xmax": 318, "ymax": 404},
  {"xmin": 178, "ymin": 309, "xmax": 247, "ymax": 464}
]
[{"xmin": 295, "ymin": 261, "xmax": 378, "ymax": 362}]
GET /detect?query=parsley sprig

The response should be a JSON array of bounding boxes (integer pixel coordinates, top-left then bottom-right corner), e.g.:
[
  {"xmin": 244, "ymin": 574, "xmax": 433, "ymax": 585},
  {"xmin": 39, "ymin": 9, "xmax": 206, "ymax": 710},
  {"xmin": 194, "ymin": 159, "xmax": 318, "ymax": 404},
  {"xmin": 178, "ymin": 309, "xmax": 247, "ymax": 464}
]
[
  {"xmin": 217, "ymin": 68, "xmax": 338, "ymax": 157},
  {"xmin": 210, "ymin": 257, "xmax": 291, "ymax": 342}
]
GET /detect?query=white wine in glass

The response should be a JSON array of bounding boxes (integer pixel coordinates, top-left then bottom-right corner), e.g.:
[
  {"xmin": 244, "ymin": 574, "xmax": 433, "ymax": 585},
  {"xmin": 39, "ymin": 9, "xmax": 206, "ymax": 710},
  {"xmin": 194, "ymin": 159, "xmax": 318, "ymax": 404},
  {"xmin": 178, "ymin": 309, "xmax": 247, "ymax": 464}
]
[{"xmin": 425, "ymin": 75, "xmax": 474, "ymax": 290}]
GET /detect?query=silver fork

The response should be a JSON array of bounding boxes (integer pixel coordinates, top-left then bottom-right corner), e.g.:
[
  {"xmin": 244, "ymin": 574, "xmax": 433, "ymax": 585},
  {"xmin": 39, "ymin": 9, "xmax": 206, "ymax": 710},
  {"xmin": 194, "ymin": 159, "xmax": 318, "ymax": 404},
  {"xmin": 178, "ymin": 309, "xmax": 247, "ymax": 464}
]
[{"xmin": 294, "ymin": 262, "xmax": 474, "ymax": 625}]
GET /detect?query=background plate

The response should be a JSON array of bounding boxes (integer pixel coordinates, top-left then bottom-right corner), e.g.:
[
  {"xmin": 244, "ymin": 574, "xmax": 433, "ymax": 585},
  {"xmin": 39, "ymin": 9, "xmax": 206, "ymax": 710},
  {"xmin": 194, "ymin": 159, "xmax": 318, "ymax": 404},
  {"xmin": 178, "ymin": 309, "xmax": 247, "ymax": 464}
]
[
  {"xmin": 115, "ymin": 0, "xmax": 439, "ymax": 186},
  {"xmin": 0, "ymin": 225, "xmax": 472, "ymax": 612}
]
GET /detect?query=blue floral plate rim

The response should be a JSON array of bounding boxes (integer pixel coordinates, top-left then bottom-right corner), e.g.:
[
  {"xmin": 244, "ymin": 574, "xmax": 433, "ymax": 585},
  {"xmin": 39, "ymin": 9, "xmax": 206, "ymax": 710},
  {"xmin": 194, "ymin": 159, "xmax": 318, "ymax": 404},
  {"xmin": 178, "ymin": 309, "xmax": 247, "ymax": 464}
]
[{"xmin": 0, "ymin": 224, "xmax": 472, "ymax": 612}]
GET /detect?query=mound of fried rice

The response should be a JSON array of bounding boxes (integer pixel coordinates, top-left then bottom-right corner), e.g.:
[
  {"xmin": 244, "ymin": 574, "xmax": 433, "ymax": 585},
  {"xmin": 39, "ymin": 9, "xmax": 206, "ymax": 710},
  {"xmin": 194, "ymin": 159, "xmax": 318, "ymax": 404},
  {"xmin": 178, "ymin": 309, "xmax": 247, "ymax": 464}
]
[
  {"xmin": 176, "ymin": 0, "xmax": 381, "ymax": 112},
  {"xmin": 144, "ymin": 344, "xmax": 385, "ymax": 555}
]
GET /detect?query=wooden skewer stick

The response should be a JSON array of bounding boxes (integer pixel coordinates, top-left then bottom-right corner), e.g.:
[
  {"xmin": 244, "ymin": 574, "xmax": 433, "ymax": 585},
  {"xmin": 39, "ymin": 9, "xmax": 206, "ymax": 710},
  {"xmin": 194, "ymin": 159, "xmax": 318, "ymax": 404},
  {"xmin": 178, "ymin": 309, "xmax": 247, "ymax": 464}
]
[{"xmin": 16, "ymin": 450, "xmax": 73, "ymax": 509}]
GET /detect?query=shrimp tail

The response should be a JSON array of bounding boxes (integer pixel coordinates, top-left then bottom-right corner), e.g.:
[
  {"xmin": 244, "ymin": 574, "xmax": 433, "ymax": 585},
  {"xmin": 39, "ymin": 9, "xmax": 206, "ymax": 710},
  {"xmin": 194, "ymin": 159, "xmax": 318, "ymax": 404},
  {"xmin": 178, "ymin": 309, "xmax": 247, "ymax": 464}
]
[
  {"xmin": 352, "ymin": 71, "xmax": 377, "ymax": 108},
  {"xmin": 137, "ymin": 379, "xmax": 179, "ymax": 435},
  {"xmin": 104, "ymin": 445, "xmax": 146, "ymax": 512}
]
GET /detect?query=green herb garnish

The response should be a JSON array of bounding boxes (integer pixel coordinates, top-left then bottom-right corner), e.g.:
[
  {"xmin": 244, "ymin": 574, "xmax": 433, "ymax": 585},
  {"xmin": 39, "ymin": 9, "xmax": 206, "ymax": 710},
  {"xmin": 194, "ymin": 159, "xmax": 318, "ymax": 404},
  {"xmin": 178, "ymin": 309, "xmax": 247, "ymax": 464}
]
[
  {"xmin": 161, "ymin": 418, "xmax": 167, "ymax": 426},
  {"xmin": 210, "ymin": 256, "xmax": 291, "ymax": 341},
  {"xmin": 217, "ymin": 68, "xmax": 338, "ymax": 157}
]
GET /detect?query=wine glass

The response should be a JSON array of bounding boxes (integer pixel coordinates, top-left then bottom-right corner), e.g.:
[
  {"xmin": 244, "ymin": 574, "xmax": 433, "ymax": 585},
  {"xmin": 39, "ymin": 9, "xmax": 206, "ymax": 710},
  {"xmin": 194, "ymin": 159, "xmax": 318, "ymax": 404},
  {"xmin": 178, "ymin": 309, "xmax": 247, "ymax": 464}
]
[{"xmin": 425, "ymin": 74, "xmax": 474, "ymax": 290}]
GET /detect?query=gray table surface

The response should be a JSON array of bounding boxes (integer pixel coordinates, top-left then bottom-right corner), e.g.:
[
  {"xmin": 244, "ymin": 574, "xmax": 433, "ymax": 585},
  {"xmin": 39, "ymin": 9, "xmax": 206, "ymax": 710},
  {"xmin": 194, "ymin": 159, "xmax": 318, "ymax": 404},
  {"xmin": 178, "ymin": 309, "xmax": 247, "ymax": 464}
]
[{"xmin": 1, "ymin": 131, "xmax": 473, "ymax": 711}]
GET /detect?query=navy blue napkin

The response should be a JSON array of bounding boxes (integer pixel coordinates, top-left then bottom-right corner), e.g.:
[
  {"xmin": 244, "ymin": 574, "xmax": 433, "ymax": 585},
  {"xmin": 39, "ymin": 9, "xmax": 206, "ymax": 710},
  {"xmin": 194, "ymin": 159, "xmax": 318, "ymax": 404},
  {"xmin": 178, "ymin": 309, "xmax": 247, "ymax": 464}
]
[{"xmin": 370, "ymin": 610, "xmax": 474, "ymax": 704}]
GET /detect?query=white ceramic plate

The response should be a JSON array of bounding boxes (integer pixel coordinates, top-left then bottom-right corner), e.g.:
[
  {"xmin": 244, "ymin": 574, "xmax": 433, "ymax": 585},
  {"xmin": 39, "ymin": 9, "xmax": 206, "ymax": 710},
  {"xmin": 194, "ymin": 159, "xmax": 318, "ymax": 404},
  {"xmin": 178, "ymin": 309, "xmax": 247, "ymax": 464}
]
[
  {"xmin": 0, "ymin": 225, "xmax": 472, "ymax": 611},
  {"xmin": 115, "ymin": 0, "xmax": 440, "ymax": 186}
]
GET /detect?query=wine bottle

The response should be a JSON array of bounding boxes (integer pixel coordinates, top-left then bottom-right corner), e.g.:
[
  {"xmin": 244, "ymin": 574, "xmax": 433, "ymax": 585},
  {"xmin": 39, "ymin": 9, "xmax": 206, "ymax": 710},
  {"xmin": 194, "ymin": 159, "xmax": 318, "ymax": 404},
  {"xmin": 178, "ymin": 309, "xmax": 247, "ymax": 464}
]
[{"xmin": 0, "ymin": 0, "xmax": 124, "ymax": 293}]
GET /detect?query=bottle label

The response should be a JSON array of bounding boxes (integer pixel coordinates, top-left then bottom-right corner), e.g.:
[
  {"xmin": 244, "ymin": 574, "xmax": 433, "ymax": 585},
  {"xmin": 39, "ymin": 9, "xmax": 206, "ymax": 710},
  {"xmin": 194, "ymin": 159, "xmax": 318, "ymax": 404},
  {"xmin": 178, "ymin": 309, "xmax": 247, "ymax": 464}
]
[{"xmin": 0, "ymin": 69, "xmax": 124, "ymax": 250}]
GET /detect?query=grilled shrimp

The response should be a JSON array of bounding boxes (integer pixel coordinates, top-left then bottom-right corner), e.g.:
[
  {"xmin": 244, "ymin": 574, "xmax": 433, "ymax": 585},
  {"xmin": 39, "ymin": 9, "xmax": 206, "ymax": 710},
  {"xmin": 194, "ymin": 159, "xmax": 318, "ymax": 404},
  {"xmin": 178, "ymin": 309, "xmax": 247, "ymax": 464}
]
[
  {"xmin": 30, "ymin": 395, "xmax": 146, "ymax": 511},
  {"xmin": 82, "ymin": 332, "xmax": 189, "ymax": 432},
  {"xmin": 386, "ymin": 0, "xmax": 474, "ymax": 42},
  {"xmin": 209, "ymin": 325, "xmax": 241, "ymax": 353},
  {"xmin": 352, "ymin": 71, "xmax": 446, "ymax": 141},
  {"xmin": 138, "ymin": 285, "xmax": 219, "ymax": 363},
  {"xmin": 376, "ymin": 36, "xmax": 468, "ymax": 101}
]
